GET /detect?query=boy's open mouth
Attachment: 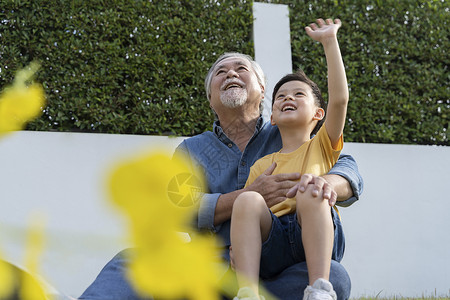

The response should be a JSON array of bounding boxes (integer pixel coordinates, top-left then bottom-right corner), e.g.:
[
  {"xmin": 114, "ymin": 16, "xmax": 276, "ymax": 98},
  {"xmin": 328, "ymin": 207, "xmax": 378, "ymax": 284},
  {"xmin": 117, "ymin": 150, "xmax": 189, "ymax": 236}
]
[{"xmin": 281, "ymin": 103, "xmax": 297, "ymax": 112}]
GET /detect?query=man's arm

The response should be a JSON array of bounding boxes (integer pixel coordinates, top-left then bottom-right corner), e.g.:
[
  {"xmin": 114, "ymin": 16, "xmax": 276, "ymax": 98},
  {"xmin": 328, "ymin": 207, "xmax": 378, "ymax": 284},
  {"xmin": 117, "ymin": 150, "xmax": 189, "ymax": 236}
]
[
  {"xmin": 173, "ymin": 141, "xmax": 244, "ymax": 230},
  {"xmin": 321, "ymin": 173, "xmax": 353, "ymax": 202},
  {"xmin": 214, "ymin": 152, "xmax": 364, "ymax": 225},
  {"xmin": 176, "ymin": 143, "xmax": 362, "ymax": 229},
  {"xmin": 327, "ymin": 153, "xmax": 363, "ymax": 207}
]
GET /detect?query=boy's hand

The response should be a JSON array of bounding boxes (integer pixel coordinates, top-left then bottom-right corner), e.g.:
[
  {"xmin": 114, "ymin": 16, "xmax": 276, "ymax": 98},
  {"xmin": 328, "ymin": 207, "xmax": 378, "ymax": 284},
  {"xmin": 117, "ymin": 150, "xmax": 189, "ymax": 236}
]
[
  {"xmin": 305, "ymin": 18, "xmax": 341, "ymax": 44},
  {"xmin": 229, "ymin": 246, "xmax": 235, "ymax": 270}
]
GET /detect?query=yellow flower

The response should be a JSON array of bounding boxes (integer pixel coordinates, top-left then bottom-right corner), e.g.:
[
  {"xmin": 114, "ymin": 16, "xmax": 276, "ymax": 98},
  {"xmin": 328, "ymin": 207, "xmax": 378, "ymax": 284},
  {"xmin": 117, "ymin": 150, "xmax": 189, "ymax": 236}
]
[
  {"xmin": 20, "ymin": 215, "xmax": 48, "ymax": 300},
  {"xmin": 0, "ymin": 216, "xmax": 48, "ymax": 300},
  {"xmin": 108, "ymin": 149, "xmax": 223, "ymax": 300},
  {"xmin": 0, "ymin": 62, "xmax": 46, "ymax": 136},
  {"xmin": 0, "ymin": 258, "xmax": 14, "ymax": 298}
]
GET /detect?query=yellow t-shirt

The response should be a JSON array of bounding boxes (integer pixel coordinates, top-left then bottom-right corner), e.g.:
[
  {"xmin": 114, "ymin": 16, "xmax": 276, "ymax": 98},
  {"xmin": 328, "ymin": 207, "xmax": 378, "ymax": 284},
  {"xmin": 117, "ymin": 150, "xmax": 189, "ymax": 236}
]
[{"xmin": 244, "ymin": 126, "xmax": 343, "ymax": 217}]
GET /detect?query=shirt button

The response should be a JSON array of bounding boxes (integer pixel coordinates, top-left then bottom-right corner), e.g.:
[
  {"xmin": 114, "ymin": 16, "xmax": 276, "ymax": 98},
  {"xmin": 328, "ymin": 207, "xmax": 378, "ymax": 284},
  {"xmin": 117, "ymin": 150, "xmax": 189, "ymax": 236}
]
[
  {"xmin": 241, "ymin": 161, "xmax": 246, "ymax": 166},
  {"xmin": 228, "ymin": 143, "xmax": 233, "ymax": 148}
]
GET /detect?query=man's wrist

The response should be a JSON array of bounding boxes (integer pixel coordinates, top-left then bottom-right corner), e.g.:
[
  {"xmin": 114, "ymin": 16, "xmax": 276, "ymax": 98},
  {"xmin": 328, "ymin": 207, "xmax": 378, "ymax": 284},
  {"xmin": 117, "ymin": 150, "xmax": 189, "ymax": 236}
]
[{"xmin": 321, "ymin": 173, "xmax": 353, "ymax": 201}]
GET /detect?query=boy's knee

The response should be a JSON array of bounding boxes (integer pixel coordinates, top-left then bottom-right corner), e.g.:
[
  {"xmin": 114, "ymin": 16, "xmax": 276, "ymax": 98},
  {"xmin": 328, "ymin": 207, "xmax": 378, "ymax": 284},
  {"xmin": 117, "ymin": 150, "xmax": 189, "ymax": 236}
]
[
  {"xmin": 233, "ymin": 191, "xmax": 266, "ymax": 213},
  {"xmin": 296, "ymin": 184, "xmax": 325, "ymax": 211}
]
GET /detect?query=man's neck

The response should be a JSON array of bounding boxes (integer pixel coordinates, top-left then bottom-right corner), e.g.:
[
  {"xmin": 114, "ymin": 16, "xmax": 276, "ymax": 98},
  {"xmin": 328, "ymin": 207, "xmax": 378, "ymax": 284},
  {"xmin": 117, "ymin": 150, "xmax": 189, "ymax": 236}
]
[{"xmin": 219, "ymin": 110, "xmax": 259, "ymax": 152}]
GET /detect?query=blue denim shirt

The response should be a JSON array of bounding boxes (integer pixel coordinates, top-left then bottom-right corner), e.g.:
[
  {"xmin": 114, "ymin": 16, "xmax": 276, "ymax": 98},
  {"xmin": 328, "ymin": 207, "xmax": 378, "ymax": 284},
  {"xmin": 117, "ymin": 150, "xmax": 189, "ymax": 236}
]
[{"xmin": 174, "ymin": 116, "xmax": 363, "ymax": 252}]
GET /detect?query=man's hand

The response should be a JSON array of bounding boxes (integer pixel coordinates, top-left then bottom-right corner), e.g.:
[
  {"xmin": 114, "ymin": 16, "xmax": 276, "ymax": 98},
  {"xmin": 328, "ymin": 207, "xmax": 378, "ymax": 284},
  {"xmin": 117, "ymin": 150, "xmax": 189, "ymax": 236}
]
[
  {"xmin": 245, "ymin": 162, "xmax": 301, "ymax": 208},
  {"xmin": 286, "ymin": 174, "xmax": 337, "ymax": 206}
]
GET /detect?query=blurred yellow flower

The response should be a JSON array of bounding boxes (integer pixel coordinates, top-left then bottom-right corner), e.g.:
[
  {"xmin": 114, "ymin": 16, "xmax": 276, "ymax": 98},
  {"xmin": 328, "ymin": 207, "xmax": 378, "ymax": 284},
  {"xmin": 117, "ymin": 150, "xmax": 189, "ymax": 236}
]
[
  {"xmin": 0, "ymin": 216, "xmax": 48, "ymax": 300},
  {"xmin": 108, "ymin": 150, "xmax": 223, "ymax": 300},
  {"xmin": 20, "ymin": 216, "xmax": 48, "ymax": 300},
  {"xmin": 0, "ymin": 257, "xmax": 14, "ymax": 298},
  {"xmin": 0, "ymin": 62, "xmax": 46, "ymax": 136}
]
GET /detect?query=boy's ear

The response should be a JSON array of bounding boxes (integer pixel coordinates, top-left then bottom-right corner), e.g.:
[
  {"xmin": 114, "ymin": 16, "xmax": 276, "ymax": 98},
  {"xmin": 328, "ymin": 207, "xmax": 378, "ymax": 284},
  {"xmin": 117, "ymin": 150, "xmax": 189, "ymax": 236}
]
[
  {"xmin": 313, "ymin": 108, "xmax": 325, "ymax": 121},
  {"xmin": 270, "ymin": 114, "xmax": 276, "ymax": 126}
]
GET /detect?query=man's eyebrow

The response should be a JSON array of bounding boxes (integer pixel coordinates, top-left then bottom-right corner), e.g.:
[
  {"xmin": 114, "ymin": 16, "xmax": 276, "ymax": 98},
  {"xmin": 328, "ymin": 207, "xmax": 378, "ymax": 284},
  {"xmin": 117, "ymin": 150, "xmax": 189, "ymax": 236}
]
[
  {"xmin": 215, "ymin": 64, "xmax": 226, "ymax": 71},
  {"xmin": 215, "ymin": 61, "xmax": 248, "ymax": 71}
]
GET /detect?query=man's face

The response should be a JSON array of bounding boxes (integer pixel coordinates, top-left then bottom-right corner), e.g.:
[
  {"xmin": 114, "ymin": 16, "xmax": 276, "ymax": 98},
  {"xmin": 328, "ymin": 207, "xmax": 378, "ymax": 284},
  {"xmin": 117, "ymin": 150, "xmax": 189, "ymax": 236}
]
[{"xmin": 209, "ymin": 57, "xmax": 263, "ymax": 113}]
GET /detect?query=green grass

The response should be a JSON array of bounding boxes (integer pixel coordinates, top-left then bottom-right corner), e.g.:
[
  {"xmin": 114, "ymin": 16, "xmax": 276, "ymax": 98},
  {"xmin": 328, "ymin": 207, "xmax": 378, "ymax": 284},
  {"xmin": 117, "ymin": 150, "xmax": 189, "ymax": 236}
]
[
  {"xmin": 351, "ymin": 289, "xmax": 450, "ymax": 299},
  {"xmin": 355, "ymin": 298, "xmax": 450, "ymax": 300},
  {"xmin": 354, "ymin": 296, "xmax": 450, "ymax": 300}
]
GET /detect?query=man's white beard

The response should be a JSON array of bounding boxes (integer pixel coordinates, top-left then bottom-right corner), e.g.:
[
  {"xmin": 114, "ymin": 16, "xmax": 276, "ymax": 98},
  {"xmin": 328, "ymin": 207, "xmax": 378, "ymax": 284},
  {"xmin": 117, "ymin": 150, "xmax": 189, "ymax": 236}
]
[{"xmin": 220, "ymin": 88, "xmax": 248, "ymax": 108}]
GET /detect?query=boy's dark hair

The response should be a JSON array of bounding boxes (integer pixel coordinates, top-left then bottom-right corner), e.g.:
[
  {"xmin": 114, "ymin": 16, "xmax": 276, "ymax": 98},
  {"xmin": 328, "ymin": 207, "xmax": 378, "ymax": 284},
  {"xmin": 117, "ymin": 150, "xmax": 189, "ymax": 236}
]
[{"xmin": 272, "ymin": 69, "xmax": 326, "ymax": 135}]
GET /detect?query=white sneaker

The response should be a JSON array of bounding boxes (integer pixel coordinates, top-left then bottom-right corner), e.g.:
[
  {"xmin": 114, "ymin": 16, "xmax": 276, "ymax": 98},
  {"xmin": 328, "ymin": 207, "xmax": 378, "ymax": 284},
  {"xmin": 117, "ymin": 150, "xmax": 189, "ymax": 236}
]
[
  {"xmin": 233, "ymin": 287, "xmax": 266, "ymax": 300},
  {"xmin": 303, "ymin": 278, "xmax": 337, "ymax": 300}
]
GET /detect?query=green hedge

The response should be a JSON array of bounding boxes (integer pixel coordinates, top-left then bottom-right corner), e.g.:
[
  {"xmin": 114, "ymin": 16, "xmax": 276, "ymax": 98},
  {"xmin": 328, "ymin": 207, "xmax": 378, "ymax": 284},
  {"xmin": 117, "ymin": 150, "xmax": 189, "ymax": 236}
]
[
  {"xmin": 274, "ymin": 0, "xmax": 449, "ymax": 145},
  {"xmin": 0, "ymin": 0, "xmax": 448, "ymax": 145},
  {"xmin": 0, "ymin": 0, "xmax": 253, "ymax": 136}
]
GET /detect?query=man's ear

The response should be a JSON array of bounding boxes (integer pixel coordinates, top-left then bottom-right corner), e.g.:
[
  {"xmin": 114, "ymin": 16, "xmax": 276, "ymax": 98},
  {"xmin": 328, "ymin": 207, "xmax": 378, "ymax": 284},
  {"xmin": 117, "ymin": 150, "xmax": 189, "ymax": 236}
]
[
  {"xmin": 313, "ymin": 108, "xmax": 325, "ymax": 120},
  {"xmin": 270, "ymin": 114, "xmax": 276, "ymax": 126},
  {"xmin": 260, "ymin": 85, "xmax": 265, "ymax": 99}
]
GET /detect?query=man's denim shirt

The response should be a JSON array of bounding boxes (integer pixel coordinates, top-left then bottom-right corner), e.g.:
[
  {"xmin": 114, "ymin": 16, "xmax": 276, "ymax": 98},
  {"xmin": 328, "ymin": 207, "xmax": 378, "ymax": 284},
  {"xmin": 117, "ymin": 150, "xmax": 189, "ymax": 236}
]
[{"xmin": 174, "ymin": 116, "xmax": 363, "ymax": 251}]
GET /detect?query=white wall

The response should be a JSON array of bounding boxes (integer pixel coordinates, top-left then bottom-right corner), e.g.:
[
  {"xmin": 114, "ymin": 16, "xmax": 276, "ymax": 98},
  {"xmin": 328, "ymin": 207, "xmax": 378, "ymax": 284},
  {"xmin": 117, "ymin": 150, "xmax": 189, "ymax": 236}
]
[
  {"xmin": 1, "ymin": 132, "xmax": 449, "ymax": 298},
  {"xmin": 340, "ymin": 142, "xmax": 450, "ymax": 298},
  {"xmin": 0, "ymin": 131, "xmax": 185, "ymax": 298}
]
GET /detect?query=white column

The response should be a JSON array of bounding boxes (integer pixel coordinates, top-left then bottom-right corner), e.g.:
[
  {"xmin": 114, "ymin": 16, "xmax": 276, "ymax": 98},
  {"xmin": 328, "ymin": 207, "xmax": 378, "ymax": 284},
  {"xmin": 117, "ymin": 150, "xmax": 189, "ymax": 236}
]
[{"xmin": 253, "ymin": 2, "xmax": 292, "ymax": 121}]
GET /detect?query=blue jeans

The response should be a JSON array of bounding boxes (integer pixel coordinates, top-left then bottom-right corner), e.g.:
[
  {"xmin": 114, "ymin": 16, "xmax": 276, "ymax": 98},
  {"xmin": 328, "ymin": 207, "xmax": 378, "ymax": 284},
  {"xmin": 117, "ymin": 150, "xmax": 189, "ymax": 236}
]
[
  {"xmin": 79, "ymin": 248, "xmax": 351, "ymax": 300},
  {"xmin": 260, "ymin": 209, "xmax": 345, "ymax": 279}
]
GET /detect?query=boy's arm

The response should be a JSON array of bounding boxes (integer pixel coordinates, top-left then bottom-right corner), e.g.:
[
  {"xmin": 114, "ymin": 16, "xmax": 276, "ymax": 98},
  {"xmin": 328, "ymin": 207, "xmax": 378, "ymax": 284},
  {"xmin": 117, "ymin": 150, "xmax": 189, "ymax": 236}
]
[{"xmin": 306, "ymin": 18, "xmax": 348, "ymax": 147}]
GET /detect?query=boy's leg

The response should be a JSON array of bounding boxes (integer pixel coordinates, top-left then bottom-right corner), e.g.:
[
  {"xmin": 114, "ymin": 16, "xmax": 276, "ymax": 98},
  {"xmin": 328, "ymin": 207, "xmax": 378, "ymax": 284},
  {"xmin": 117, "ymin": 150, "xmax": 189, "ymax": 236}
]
[
  {"xmin": 262, "ymin": 260, "xmax": 350, "ymax": 300},
  {"xmin": 296, "ymin": 184, "xmax": 334, "ymax": 285},
  {"xmin": 230, "ymin": 191, "xmax": 273, "ymax": 294}
]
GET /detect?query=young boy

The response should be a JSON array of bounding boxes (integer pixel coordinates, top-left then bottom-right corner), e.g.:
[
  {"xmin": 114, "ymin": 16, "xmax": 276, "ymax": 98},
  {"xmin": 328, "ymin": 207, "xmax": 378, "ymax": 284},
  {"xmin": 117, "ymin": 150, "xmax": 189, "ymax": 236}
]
[{"xmin": 230, "ymin": 18, "xmax": 348, "ymax": 300}]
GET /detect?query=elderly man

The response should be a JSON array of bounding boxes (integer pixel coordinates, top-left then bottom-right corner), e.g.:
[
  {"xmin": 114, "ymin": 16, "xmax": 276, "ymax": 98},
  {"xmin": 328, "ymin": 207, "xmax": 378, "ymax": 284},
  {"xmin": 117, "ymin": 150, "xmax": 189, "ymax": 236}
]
[{"xmin": 80, "ymin": 53, "xmax": 362, "ymax": 300}]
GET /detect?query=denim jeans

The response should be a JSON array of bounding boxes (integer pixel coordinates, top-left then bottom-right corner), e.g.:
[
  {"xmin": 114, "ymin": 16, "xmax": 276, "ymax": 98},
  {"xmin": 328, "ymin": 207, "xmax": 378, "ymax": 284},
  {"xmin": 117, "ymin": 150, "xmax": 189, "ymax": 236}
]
[
  {"xmin": 79, "ymin": 249, "xmax": 351, "ymax": 300},
  {"xmin": 260, "ymin": 209, "xmax": 344, "ymax": 280}
]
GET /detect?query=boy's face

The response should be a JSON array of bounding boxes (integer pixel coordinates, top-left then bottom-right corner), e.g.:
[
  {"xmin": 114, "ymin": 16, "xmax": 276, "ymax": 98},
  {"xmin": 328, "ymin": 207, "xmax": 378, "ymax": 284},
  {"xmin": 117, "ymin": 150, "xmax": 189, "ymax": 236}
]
[{"xmin": 271, "ymin": 80, "xmax": 324, "ymax": 129}]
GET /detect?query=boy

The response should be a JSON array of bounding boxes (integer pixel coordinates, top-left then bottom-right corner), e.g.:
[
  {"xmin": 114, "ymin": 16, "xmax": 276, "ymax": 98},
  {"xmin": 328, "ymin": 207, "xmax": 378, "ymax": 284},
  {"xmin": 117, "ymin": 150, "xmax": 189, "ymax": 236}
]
[{"xmin": 230, "ymin": 18, "xmax": 348, "ymax": 300}]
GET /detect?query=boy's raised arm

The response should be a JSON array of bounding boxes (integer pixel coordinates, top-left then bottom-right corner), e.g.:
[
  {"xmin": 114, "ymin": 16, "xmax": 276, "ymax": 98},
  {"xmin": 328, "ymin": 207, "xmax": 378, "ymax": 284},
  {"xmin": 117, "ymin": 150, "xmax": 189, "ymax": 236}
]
[{"xmin": 305, "ymin": 18, "xmax": 348, "ymax": 147}]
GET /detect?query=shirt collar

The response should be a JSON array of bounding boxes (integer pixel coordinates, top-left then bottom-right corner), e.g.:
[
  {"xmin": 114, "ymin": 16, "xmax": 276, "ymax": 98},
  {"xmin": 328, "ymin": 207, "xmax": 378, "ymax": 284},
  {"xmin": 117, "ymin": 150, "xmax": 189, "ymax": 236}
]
[{"xmin": 213, "ymin": 115, "xmax": 264, "ymax": 137}]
